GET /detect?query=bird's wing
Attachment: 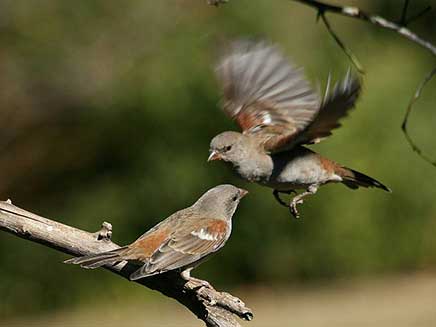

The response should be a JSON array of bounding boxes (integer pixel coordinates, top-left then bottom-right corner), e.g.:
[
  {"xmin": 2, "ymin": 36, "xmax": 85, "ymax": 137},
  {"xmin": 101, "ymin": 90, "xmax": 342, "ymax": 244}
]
[
  {"xmin": 295, "ymin": 71, "xmax": 361, "ymax": 145},
  {"xmin": 129, "ymin": 218, "xmax": 229, "ymax": 280},
  {"xmin": 215, "ymin": 40, "xmax": 321, "ymax": 153}
]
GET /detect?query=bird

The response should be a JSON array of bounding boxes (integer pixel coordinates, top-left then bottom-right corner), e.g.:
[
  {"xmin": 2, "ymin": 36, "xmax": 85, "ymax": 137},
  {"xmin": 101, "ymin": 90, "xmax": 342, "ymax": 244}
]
[
  {"xmin": 64, "ymin": 184, "xmax": 248, "ymax": 285},
  {"xmin": 208, "ymin": 41, "xmax": 390, "ymax": 218}
]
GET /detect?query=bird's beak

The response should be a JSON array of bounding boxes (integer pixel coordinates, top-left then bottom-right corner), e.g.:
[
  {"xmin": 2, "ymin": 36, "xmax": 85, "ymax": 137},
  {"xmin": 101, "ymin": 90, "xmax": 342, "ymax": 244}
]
[
  {"xmin": 207, "ymin": 151, "xmax": 221, "ymax": 162},
  {"xmin": 239, "ymin": 188, "xmax": 249, "ymax": 198}
]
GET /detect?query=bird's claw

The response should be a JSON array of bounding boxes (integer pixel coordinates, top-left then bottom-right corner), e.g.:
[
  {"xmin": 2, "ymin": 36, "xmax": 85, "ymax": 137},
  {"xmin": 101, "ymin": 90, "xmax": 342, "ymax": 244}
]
[
  {"xmin": 289, "ymin": 198, "xmax": 304, "ymax": 219},
  {"xmin": 185, "ymin": 277, "xmax": 214, "ymax": 291},
  {"xmin": 196, "ymin": 279, "xmax": 212, "ymax": 289}
]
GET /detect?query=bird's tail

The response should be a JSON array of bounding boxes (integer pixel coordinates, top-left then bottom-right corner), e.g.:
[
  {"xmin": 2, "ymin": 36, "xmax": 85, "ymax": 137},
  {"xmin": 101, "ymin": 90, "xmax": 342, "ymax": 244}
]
[
  {"xmin": 338, "ymin": 167, "xmax": 391, "ymax": 192},
  {"xmin": 64, "ymin": 247, "xmax": 129, "ymax": 269}
]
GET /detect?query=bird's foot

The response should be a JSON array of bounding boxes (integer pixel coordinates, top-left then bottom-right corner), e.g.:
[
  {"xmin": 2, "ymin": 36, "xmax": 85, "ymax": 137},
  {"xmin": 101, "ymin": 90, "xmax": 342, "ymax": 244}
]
[
  {"xmin": 185, "ymin": 277, "xmax": 214, "ymax": 291},
  {"xmin": 288, "ymin": 184, "xmax": 319, "ymax": 219},
  {"xmin": 181, "ymin": 268, "xmax": 214, "ymax": 290},
  {"xmin": 289, "ymin": 197, "xmax": 304, "ymax": 219}
]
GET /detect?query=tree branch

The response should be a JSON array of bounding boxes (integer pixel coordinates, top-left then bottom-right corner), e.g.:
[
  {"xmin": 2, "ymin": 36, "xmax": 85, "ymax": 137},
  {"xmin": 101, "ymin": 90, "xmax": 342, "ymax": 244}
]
[
  {"xmin": 292, "ymin": 0, "xmax": 436, "ymax": 56},
  {"xmin": 0, "ymin": 200, "xmax": 253, "ymax": 327}
]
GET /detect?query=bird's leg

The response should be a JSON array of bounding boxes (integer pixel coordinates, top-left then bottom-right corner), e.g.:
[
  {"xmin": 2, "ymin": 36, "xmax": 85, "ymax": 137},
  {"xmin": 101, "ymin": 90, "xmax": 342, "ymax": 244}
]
[
  {"xmin": 289, "ymin": 184, "xmax": 319, "ymax": 219},
  {"xmin": 273, "ymin": 189, "xmax": 296, "ymax": 207},
  {"xmin": 181, "ymin": 268, "xmax": 213, "ymax": 290},
  {"xmin": 273, "ymin": 190, "xmax": 288, "ymax": 207}
]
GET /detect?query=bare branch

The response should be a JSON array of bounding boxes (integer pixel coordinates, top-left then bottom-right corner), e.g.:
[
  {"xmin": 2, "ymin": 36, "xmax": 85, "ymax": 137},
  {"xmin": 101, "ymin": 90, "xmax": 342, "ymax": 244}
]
[
  {"xmin": 292, "ymin": 0, "xmax": 436, "ymax": 57},
  {"xmin": 0, "ymin": 200, "xmax": 253, "ymax": 327},
  {"xmin": 401, "ymin": 68, "xmax": 436, "ymax": 167}
]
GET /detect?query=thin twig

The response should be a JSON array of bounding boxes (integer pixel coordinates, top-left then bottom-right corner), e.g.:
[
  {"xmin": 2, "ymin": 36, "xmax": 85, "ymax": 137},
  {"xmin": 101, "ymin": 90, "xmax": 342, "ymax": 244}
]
[
  {"xmin": 319, "ymin": 13, "xmax": 365, "ymax": 74},
  {"xmin": 400, "ymin": 0, "xmax": 410, "ymax": 25},
  {"xmin": 401, "ymin": 68, "xmax": 436, "ymax": 167},
  {"xmin": 405, "ymin": 6, "xmax": 432, "ymax": 26}
]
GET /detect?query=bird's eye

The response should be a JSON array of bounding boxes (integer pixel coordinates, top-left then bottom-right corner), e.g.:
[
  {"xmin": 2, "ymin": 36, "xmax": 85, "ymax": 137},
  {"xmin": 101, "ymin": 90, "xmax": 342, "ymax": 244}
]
[
  {"xmin": 224, "ymin": 145, "xmax": 232, "ymax": 152},
  {"xmin": 232, "ymin": 195, "xmax": 238, "ymax": 202}
]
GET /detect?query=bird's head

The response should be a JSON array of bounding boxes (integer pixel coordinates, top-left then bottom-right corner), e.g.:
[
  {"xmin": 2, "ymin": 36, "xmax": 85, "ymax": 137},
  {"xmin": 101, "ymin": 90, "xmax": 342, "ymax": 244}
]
[
  {"xmin": 208, "ymin": 131, "xmax": 247, "ymax": 165},
  {"xmin": 194, "ymin": 184, "xmax": 248, "ymax": 220}
]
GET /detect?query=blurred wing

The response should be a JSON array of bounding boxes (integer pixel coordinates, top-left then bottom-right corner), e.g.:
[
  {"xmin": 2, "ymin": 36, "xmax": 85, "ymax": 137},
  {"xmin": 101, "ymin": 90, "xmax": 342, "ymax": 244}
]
[
  {"xmin": 130, "ymin": 218, "xmax": 228, "ymax": 280},
  {"xmin": 216, "ymin": 40, "xmax": 321, "ymax": 153},
  {"xmin": 297, "ymin": 71, "xmax": 361, "ymax": 145}
]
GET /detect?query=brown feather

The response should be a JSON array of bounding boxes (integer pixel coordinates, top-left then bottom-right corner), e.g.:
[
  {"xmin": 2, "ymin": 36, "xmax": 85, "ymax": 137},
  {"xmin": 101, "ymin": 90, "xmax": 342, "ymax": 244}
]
[
  {"xmin": 318, "ymin": 155, "xmax": 339, "ymax": 174},
  {"xmin": 127, "ymin": 228, "xmax": 171, "ymax": 261},
  {"xmin": 130, "ymin": 218, "xmax": 229, "ymax": 280},
  {"xmin": 216, "ymin": 40, "xmax": 320, "ymax": 153},
  {"xmin": 298, "ymin": 71, "xmax": 361, "ymax": 145}
]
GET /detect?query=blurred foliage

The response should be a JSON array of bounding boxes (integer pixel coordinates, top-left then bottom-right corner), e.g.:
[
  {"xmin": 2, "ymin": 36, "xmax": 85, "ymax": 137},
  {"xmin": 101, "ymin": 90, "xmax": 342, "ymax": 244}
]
[{"xmin": 1, "ymin": 0, "xmax": 436, "ymax": 320}]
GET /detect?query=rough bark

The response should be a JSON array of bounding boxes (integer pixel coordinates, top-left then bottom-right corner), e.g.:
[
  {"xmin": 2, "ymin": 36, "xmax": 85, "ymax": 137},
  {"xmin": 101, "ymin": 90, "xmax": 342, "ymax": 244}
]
[{"xmin": 0, "ymin": 200, "xmax": 253, "ymax": 327}]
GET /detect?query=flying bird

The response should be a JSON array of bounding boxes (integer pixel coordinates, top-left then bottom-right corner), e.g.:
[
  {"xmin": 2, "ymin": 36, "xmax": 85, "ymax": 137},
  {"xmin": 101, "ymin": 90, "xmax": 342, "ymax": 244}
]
[
  {"xmin": 65, "ymin": 184, "xmax": 247, "ymax": 284},
  {"xmin": 208, "ymin": 41, "xmax": 390, "ymax": 218}
]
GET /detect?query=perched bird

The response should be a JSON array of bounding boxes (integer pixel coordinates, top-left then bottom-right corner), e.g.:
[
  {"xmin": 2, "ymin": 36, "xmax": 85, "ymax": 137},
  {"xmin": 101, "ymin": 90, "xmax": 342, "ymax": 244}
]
[
  {"xmin": 65, "ymin": 184, "xmax": 247, "ymax": 284},
  {"xmin": 208, "ymin": 41, "xmax": 390, "ymax": 218}
]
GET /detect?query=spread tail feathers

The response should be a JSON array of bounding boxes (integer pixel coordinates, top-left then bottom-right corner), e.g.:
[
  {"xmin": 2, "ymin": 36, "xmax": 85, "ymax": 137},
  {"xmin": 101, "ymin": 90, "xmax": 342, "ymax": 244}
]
[
  {"xmin": 64, "ymin": 247, "xmax": 128, "ymax": 269},
  {"xmin": 340, "ymin": 167, "xmax": 391, "ymax": 192}
]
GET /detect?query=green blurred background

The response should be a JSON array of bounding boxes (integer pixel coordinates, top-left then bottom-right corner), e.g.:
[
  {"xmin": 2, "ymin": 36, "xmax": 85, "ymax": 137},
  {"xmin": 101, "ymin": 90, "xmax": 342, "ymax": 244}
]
[{"xmin": 1, "ymin": 0, "xmax": 436, "ymax": 325}]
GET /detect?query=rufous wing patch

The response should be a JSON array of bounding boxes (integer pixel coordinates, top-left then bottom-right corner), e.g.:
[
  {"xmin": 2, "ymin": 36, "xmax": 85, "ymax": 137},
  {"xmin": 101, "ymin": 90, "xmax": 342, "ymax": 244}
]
[
  {"xmin": 206, "ymin": 219, "xmax": 227, "ymax": 234},
  {"xmin": 191, "ymin": 219, "xmax": 227, "ymax": 242},
  {"xmin": 236, "ymin": 110, "xmax": 260, "ymax": 132},
  {"xmin": 318, "ymin": 155, "xmax": 339, "ymax": 174},
  {"xmin": 128, "ymin": 228, "xmax": 170, "ymax": 261}
]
